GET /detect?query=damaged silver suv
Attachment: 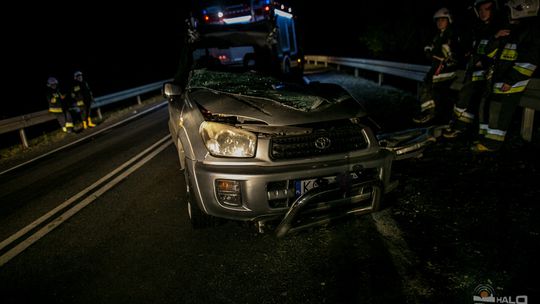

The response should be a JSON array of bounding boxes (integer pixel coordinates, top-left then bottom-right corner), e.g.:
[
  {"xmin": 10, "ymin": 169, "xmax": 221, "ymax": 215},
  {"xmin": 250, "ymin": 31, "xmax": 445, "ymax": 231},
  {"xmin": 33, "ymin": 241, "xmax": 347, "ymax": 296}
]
[{"xmin": 163, "ymin": 15, "xmax": 435, "ymax": 237}]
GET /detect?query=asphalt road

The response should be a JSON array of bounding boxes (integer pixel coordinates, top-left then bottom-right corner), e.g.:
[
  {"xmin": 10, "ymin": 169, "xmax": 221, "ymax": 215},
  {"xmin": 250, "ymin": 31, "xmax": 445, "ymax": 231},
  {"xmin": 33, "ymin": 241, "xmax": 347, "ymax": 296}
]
[
  {"xmin": 0, "ymin": 105, "xmax": 414, "ymax": 304},
  {"xmin": 1, "ymin": 72, "xmax": 538, "ymax": 303}
]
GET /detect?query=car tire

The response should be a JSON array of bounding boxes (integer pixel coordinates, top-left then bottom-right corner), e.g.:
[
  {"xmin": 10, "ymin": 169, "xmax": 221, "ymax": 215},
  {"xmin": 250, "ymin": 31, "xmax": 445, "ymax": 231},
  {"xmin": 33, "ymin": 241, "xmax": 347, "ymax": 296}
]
[{"xmin": 184, "ymin": 170, "xmax": 215, "ymax": 229}]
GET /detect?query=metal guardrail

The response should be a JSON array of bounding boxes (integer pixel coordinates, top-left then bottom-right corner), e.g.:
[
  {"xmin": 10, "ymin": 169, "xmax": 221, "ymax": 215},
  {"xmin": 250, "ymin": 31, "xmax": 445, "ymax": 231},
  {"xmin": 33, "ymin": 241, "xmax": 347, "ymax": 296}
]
[
  {"xmin": 306, "ymin": 55, "xmax": 430, "ymax": 83},
  {"xmin": 305, "ymin": 55, "xmax": 540, "ymax": 142},
  {"xmin": 0, "ymin": 79, "xmax": 170, "ymax": 148}
]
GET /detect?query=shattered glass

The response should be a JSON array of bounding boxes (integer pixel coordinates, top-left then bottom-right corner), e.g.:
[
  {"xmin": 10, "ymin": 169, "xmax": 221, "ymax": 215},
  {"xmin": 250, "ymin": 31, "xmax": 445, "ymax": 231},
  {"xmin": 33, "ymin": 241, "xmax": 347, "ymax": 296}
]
[{"xmin": 188, "ymin": 69, "xmax": 332, "ymax": 112}]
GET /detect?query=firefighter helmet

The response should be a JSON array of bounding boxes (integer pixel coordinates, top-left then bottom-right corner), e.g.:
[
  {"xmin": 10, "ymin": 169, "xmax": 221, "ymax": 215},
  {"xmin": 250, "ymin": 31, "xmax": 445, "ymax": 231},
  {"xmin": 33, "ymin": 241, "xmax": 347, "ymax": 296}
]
[
  {"xmin": 74, "ymin": 71, "xmax": 83, "ymax": 79},
  {"xmin": 505, "ymin": 0, "xmax": 539, "ymax": 19},
  {"xmin": 473, "ymin": 0, "xmax": 498, "ymax": 18},
  {"xmin": 433, "ymin": 7, "xmax": 453, "ymax": 24},
  {"xmin": 47, "ymin": 77, "xmax": 58, "ymax": 87}
]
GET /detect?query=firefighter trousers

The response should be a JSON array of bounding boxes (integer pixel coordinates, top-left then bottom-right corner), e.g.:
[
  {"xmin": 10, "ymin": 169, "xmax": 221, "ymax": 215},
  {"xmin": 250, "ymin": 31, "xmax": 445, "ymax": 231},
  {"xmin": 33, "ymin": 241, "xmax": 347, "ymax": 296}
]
[
  {"xmin": 78, "ymin": 103, "xmax": 92, "ymax": 123},
  {"xmin": 478, "ymin": 91, "xmax": 523, "ymax": 149},
  {"xmin": 53, "ymin": 111, "xmax": 73, "ymax": 131},
  {"xmin": 418, "ymin": 79, "xmax": 454, "ymax": 124},
  {"xmin": 453, "ymin": 79, "xmax": 490, "ymax": 131},
  {"xmin": 486, "ymin": 92, "xmax": 522, "ymax": 133}
]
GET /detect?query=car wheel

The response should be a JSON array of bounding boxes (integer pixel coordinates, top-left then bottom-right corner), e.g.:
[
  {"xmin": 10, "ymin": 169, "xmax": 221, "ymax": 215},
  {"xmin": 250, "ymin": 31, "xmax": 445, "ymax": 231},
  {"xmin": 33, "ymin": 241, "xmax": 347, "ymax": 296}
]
[{"xmin": 184, "ymin": 170, "xmax": 215, "ymax": 229}]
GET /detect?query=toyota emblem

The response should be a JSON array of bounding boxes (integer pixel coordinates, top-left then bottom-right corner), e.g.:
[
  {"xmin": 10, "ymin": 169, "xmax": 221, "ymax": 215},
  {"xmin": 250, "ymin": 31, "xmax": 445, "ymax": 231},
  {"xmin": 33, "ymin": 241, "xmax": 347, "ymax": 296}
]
[{"xmin": 314, "ymin": 137, "xmax": 331, "ymax": 150}]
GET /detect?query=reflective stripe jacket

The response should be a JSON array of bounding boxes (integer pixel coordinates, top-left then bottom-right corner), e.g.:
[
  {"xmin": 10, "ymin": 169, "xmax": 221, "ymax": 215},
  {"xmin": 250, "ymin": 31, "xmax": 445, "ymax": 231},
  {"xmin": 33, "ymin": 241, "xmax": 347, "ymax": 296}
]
[
  {"xmin": 465, "ymin": 19, "xmax": 501, "ymax": 82},
  {"xmin": 71, "ymin": 80, "xmax": 94, "ymax": 106},
  {"xmin": 425, "ymin": 28, "xmax": 459, "ymax": 83},
  {"xmin": 46, "ymin": 87, "xmax": 66, "ymax": 113},
  {"xmin": 486, "ymin": 19, "xmax": 540, "ymax": 94}
]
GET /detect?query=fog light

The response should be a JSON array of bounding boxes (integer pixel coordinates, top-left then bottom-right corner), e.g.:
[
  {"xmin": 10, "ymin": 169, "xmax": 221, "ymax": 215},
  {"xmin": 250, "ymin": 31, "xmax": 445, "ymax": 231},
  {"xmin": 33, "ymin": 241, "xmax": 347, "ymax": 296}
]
[{"xmin": 216, "ymin": 179, "xmax": 242, "ymax": 207}]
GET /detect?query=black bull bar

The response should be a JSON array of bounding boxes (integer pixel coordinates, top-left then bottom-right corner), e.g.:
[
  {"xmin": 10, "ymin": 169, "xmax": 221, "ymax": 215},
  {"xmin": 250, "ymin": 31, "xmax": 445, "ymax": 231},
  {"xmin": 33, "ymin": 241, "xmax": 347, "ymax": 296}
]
[{"xmin": 271, "ymin": 179, "xmax": 384, "ymax": 238}]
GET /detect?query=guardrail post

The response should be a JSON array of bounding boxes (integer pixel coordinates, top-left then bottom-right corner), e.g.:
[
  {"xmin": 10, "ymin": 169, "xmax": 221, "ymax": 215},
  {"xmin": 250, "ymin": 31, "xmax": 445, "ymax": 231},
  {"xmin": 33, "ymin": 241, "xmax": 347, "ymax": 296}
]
[
  {"xmin": 336, "ymin": 64, "xmax": 340, "ymax": 71},
  {"xmin": 324, "ymin": 61, "xmax": 328, "ymax": 68},
  {"xmin": 354, "ymin": 68, "xmax": 359, "ymax": 77},
  {"xmin": 378, "ymin": 73, "xmax": 384, "ymax": 86},
  {"xmin": 19, "ymin": 129, "xmax": 29, "ymax": 149},
  {"xmin": 137, "ymin": 95, "xmax": 142, "ymax": 105},
  {"xmin": 97, "ymin": 108, "xmax": 103, "ymax": 120},
  {"xmin": 521, "ymin": 107, "xmax": 535, "ymax": 142}
]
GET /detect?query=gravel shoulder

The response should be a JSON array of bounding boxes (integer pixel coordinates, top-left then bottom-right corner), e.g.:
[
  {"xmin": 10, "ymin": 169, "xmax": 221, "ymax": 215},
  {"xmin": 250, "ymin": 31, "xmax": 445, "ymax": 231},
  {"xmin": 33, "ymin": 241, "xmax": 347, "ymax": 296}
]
[
  {"xmin": 308, "ymin": 69, "xmax": 540, "ymax": 301},
  {"xmin": 390, "ymin": 135, "xmax": 540, "ymax": 302}
]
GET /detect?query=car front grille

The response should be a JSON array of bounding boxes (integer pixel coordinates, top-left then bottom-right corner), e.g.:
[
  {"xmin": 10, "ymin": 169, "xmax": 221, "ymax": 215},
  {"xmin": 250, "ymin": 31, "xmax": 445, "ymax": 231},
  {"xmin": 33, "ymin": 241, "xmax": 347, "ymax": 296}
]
[{"xmin": 269, "ymin": 126, "xmax": 368, "ymax": 160}]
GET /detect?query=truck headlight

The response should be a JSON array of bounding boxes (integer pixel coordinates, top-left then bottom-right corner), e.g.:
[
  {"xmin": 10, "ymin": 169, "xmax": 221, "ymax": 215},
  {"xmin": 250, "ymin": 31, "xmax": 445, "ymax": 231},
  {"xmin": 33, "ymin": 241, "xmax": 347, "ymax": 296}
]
[{"xmin": 200, "ymin": 122, "xmax": 257, "ymax": 157}]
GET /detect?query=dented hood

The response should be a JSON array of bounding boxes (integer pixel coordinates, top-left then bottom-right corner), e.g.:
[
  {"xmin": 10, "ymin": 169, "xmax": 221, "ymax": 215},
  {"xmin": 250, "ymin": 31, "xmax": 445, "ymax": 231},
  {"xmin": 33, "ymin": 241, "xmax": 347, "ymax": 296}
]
[{"xmin": 187, "ymin": 69, "xmax": 368, "ymax": 125}]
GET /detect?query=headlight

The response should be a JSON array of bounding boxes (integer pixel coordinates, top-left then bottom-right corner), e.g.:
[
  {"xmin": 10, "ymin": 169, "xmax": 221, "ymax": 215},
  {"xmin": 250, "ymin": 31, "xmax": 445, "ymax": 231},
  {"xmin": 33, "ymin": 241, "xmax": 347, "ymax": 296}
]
[{"xmin": 200, "ymin": 122, "xmax": 257, "ymax": 157}]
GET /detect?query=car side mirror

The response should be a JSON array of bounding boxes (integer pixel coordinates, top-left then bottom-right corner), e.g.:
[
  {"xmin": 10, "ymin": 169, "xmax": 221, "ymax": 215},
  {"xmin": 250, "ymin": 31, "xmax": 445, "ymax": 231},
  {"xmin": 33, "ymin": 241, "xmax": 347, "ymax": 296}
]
[{"xmin": 162, "ymin": 82, "xmax": 183, "ymax": 100}]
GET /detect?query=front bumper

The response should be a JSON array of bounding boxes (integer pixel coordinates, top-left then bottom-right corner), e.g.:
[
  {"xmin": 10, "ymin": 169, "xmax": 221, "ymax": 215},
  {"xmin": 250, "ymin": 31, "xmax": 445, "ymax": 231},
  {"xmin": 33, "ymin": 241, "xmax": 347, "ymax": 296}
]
[{"xmin": 187, "ymin": 149, "xmax": 394, "ymax": 222}]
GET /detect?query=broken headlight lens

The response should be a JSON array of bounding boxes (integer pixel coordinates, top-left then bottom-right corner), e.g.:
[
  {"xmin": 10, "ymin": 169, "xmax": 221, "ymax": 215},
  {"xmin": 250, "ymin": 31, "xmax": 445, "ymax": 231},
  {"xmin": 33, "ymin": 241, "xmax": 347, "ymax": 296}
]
[{"xmin": 200, "ymin": 122, "xmax": 257, "ymax": 157}]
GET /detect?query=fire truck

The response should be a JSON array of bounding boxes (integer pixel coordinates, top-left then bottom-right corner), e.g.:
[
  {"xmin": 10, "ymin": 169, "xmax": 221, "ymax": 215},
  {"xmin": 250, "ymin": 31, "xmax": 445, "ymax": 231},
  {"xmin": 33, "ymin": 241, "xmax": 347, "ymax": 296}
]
[{"xmin": 192, "ymin": 0, "xmax": 303, "ymax": 76}]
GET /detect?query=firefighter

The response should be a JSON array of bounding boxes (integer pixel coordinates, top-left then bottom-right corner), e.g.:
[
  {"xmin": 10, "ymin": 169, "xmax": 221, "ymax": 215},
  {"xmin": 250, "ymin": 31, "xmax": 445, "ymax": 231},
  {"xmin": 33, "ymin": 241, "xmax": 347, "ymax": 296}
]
[
  {"xmin": 46, "ymin": 77, "xmax": 74, "ymax": 133},
  {"xmin": 413, "ymin": 7, "xmax": 459, "ymax": 125},
  {"xmin": 443, "ymin": 0, "xmax": 503, "ymax": 139},
  {"xmin": 71, "ymin": 71, "xmax": 96, "ymax": 129},
  {"xmin": 472, "ymin": 0, "xmax": 540, "ymax": 152}
]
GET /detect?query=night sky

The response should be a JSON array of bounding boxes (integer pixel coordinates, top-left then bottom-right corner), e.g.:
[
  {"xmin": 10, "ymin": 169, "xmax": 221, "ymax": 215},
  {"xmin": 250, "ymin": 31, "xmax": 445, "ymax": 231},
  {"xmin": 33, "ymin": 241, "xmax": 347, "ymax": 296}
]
[{"xmin": 3, "ymin": 0, "xmax": 475, "ymax": 119}]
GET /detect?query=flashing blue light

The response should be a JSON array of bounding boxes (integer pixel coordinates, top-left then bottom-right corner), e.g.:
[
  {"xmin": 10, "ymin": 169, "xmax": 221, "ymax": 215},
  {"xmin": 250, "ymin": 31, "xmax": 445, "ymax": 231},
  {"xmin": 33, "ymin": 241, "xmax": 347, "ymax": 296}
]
[
  {"xmin": 202, "ymin": 10, "xmax": 207, "ymax": 15},
  {"xmin": 265, "ymin": 0, "xmax": 270, "ymax": 4}
]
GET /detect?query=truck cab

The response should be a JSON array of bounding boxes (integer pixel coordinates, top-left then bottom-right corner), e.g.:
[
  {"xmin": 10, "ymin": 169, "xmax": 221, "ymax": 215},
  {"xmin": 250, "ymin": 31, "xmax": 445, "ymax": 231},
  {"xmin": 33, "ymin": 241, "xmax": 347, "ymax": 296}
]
[{"xmin": 193, "ymin": 0, "xmax": 303, "ymax": 76}]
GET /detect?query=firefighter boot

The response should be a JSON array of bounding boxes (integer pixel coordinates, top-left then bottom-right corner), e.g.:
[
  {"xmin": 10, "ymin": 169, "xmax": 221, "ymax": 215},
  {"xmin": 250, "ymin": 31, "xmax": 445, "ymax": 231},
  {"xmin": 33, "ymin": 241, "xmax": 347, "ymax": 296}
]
[
  {"xmin": 412, "ymin": 109, "xmax": 435, "ymax": 124},
  {"xmin": 88, "ymin": 117, "xmax": 96, "ymax": 128},
  {"xmin": 442, "ymin": 122, "xmax": 466, "ymax": 139},
  {"xmin": 442, "ymin": 127, "xmax": 463, "ymax": 139},
  {"xmin": 471, "ymin": 143, "xmax": 497, "ymax": 153},
  {"xmin": 471, "ymin": 138, "xmax": 501, "ymax": 153},
  {"xmin": 83, "ymin": 121, "xmax": 88, "ymax": 129},
  {"xmin": 65, "ymin": 122, "xmax": 74, "ymax": 133}
]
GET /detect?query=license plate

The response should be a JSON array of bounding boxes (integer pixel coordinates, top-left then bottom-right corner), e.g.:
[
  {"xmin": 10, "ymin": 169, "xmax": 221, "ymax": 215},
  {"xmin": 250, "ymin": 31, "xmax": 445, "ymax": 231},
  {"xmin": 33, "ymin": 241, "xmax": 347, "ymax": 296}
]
[
  {"xmin": 294, "ymin": 173, "xmax": 359, "ymax": 197},
  {"xmin": 294, "ymin": 178, "xmax": 322, "ymax": 196}
]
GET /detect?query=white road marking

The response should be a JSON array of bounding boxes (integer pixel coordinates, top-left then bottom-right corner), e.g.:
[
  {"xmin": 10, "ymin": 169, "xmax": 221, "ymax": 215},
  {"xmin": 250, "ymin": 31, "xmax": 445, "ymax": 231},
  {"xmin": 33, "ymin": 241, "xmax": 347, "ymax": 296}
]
[{"xmin": 0, "ymin": 134, "xmax": 172, "ymax": 267}]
